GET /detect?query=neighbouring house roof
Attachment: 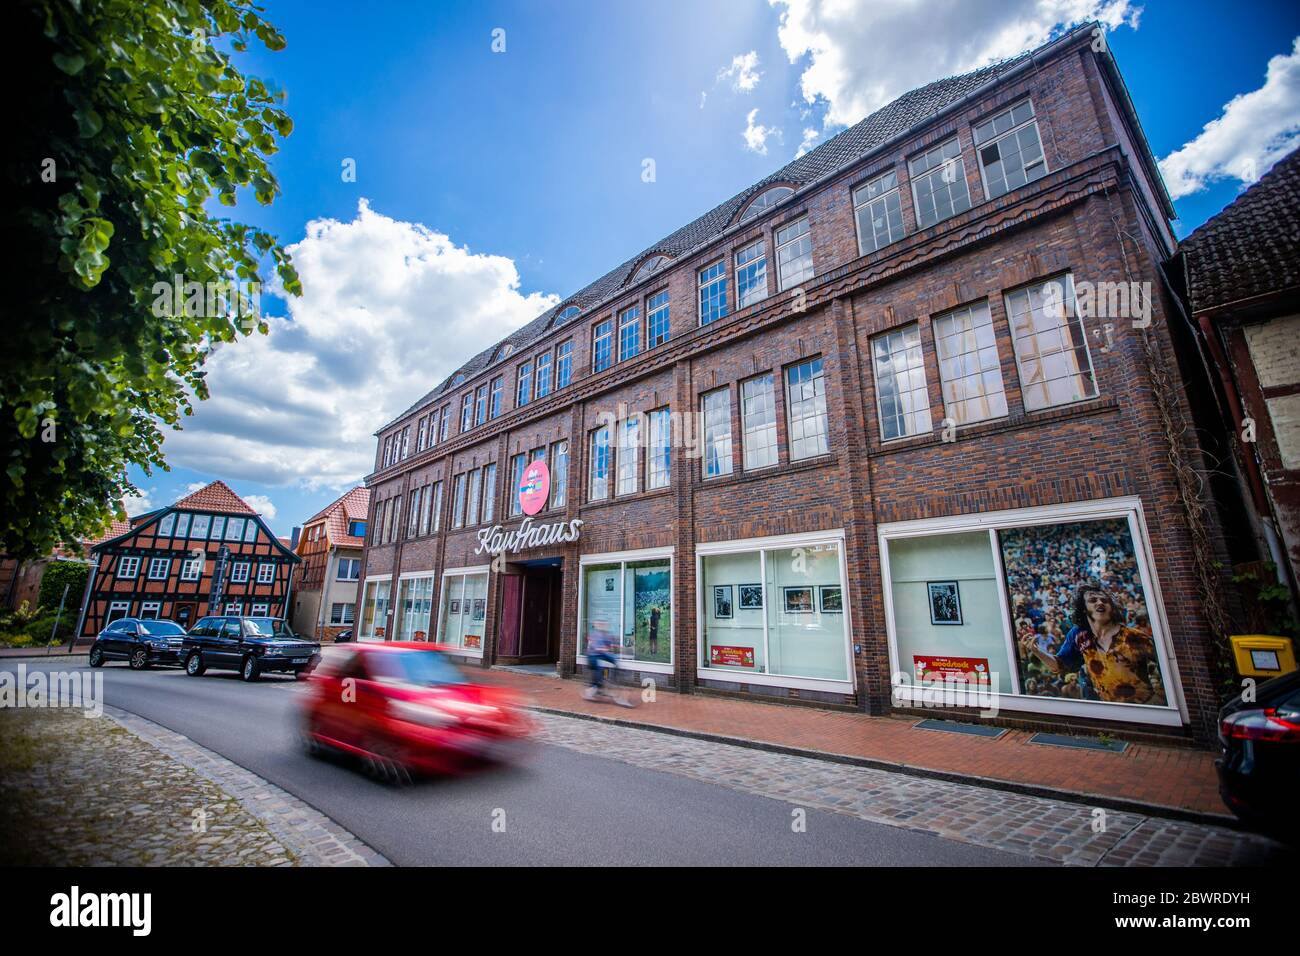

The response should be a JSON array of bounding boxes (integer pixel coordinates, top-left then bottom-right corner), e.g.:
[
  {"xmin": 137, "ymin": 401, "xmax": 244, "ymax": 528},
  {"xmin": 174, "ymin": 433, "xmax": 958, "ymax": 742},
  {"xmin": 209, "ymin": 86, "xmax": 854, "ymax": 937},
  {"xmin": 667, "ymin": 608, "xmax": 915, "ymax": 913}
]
[
  {"xmin": 1178, "ymin": 146, "xmax": 1300, "ymax": 315},
  {"xmin": 302, "ymin": 486, "xmax": 371, "ymax": 551},
  {"xmin": 172, "ymin": 479, "xmax": 258, "ymax": 516},
  {"xmin": 84, "ymin": 518, "xmax": 133, "ymax": 549},
  {"xmin": 380, "ymin": 28, "xmax": 1115, "ymax": 434}
]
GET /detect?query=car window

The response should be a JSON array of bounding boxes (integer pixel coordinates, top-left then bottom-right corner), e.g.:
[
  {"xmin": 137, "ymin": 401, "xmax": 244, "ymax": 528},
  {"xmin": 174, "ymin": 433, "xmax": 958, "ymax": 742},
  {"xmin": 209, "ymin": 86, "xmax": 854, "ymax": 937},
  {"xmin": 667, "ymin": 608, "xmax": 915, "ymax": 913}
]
[
  {"xmin": 369, "ymin": 650, "xmax": 466, "ymax": 687},
  {"xmin": 104, "ymin": 621, "xmax": 126, "ymax": 634},
  {"xmin": 222, "ymin": 618, "xmax": 243, "ymax": 638},
  {"xmin": 139, "ymin": 620, "xmax": 185, "ymax": 636},
  {"xmin": 190, "ymin": 618, "xmax": 212, "ymax": 636},
  {"xmin": 244, "ymin": 617, "xmax": 293, "ymax": 638}
]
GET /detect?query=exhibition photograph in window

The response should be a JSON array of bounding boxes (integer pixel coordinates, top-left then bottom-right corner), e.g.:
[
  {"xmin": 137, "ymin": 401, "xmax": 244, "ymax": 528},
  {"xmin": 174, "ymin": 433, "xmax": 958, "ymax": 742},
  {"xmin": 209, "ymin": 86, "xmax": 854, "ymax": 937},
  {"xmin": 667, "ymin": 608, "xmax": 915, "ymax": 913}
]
[
  {"xmin": 700, "ymin": 538, "xmax": 850, "ymax": 682},
  {"xmin": 884, "ymin": 506, "xmax": 1171, "ymax": 713},
  {"xmin": 1000, "ymin": 518, "xmax": 1165, "ymax": 706},
  {"xmin": 579, "ymin": 554, "xmax": 672, "ymax": 665}
]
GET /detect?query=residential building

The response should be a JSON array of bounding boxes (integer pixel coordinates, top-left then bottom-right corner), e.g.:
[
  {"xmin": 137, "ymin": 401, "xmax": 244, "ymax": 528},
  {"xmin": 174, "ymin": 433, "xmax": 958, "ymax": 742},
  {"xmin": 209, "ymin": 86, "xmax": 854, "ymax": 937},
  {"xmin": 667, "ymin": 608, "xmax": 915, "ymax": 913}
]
[{"xmin": 291, "ymin": 486, "xmax": 370, "ymax": 641}]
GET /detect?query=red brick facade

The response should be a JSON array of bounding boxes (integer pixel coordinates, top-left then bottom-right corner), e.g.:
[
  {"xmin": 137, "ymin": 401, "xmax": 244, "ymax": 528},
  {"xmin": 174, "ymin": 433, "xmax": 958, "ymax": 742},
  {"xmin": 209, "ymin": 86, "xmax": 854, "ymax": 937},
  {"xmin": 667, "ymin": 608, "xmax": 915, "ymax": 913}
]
[{"xmin": 359, "ymin": 29, "xmax": 1229, "ymax": 742}]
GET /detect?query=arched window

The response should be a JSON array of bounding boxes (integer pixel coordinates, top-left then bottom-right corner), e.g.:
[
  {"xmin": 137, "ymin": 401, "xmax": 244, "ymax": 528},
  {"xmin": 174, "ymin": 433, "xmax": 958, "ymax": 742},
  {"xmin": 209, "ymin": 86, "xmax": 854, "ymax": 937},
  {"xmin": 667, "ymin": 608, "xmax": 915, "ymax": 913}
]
[
  {"xmin": 739, "ymin": 185, "xmax": 794, "ymax": 223},
  {"xmin": 496, "ymin": 342, "xmax": 515, "ymax": 362},
  {"xmin": 630, "ymin": 255, "xmax": 670, "ymax": 283},
  {"xmin": 554, "ymin": 305, "xmax": 581, "ymax": 325}
]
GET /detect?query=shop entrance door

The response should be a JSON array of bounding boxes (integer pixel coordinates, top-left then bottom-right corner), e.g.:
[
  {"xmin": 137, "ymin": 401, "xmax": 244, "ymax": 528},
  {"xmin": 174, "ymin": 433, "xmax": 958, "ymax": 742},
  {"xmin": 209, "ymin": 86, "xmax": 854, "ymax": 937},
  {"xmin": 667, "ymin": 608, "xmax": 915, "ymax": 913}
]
[{"xmin": 510, "ymin": 558, "xmax": 561, "ymax": 663}]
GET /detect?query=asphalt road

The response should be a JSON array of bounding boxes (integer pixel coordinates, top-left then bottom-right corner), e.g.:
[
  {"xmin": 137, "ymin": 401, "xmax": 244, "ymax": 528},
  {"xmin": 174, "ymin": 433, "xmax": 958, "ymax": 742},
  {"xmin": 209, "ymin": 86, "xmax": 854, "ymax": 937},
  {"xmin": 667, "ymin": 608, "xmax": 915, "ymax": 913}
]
[{"xmin": 4, "ymin": 659, "xmax": 1037, "ymax": 866}]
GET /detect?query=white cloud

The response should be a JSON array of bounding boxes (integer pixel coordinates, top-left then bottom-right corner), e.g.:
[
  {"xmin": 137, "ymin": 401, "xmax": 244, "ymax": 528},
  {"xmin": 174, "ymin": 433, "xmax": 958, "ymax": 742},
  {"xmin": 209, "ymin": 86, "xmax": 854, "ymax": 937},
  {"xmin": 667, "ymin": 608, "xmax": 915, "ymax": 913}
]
[
  {"xmin": 1160, "ymin": 37, "xmax": 1300, "ymax": 199},
  {"xmin": 744, "ymin": 108, "xmax": 782, "ymax": 155},
  {"xmin": 796, "ymin": 126, "xmax": 820, "ymax": 157},
  {"xmin": 719, "ymin": 51, "xmax": 763, "ymax": 93},
  {"xmin": 242, "ymin": 494, "xmax": 278, "ymax": 519},
  {"xmin": 123, "ymin": 487, "xmax": 154, "ymax": 516},
  {"xmin": 163, "ymin": 199, "xmax": 558, "ymax": 490},
  {"xmin": 770, "ymin": 0, "xmax": 1140, "ymax": 130}
]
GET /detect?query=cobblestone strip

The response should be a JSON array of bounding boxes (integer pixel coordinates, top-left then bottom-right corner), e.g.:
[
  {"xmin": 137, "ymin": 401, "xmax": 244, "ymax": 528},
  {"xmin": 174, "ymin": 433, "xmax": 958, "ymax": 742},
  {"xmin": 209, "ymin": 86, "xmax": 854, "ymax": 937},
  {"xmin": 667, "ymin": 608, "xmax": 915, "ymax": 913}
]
[
  {"xmin": 103, "ymin": 705, "xmax": 389, "ymax": 867},
  {"xmin": 532, "ymin": 713, "xmax": 1288, "ymax": 866}
]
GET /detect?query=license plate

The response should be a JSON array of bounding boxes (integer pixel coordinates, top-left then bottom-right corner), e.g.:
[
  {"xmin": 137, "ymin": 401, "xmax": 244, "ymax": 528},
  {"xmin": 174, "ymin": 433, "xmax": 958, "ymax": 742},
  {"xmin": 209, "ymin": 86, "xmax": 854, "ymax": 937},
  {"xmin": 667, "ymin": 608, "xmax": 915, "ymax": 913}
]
[{"xmin": 293, "ymin": 657, "xmax": 308, "ymax": 664}]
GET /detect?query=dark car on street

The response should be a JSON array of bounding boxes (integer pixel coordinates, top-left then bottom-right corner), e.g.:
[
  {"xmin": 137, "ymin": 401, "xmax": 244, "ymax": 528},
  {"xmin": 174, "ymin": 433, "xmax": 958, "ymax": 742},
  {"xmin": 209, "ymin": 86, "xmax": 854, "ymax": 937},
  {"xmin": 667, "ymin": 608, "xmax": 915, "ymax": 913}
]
[
  {"xmin": 182, "ymin": 615, "xmax": 321, "ymax": 682},
  {"xmin": 1217, "ymin": 669, "xmax": 1300, "ymax": 841},
  {"xmin": 88, "ymin": 617, "xmax": 187, "ymax": 670}
]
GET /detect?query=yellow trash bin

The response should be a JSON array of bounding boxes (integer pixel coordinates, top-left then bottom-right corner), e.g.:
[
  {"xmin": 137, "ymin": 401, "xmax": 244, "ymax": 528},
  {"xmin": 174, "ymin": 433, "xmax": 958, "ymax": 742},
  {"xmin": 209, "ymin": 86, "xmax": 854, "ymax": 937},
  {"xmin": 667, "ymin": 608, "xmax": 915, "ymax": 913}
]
[{"xmin": 1230, "ymin": 634, "xmax": 1297, "ymax": 678}]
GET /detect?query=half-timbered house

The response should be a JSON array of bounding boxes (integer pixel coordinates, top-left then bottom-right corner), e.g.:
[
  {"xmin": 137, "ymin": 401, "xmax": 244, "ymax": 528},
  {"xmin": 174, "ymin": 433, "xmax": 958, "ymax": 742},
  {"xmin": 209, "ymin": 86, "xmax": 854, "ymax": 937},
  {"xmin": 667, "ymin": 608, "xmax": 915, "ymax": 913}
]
[{"xmin": 77, "ymin": 480, "xmax": 300, "ymax": 636}]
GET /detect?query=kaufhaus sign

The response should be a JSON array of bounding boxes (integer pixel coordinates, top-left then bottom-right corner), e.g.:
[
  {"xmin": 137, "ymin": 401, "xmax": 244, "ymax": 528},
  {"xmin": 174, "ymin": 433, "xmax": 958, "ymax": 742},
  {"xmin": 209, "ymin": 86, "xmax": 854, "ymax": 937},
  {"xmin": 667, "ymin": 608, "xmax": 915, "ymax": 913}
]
[{"xmin": 474, "ymin": 517, "xmax": 584, "ymax": 557}]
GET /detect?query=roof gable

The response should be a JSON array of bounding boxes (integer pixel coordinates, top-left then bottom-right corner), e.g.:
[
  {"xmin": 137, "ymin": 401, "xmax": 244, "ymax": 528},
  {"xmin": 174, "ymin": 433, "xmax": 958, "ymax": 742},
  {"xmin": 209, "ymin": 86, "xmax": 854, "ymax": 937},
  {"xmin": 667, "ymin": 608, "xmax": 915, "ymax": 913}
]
[{"xmin": 173, "ymin": 480, "xmax": 258, "ymax": 516}]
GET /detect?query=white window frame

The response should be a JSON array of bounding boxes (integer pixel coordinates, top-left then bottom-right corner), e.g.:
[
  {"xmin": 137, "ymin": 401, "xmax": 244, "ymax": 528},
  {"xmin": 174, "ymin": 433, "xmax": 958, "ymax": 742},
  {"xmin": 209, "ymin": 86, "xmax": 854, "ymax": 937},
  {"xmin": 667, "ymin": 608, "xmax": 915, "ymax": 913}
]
[
  {"xmin": 909, "ymin": 137, "xmax": 972, "ymax": 229},
  {"xmin": 139, "ymin": 601, "xmax": 161, "ymax": 620},
  {"xmin": 1003, "ymin": 273, "xmax": 1099, "ymax": 412},
  {"xmin": 250, "ymin": 603, "xmax": 269, "ymax": 616},
  {"xmin": 257, "ymin": 562, "xmax": 275, "ymax": 585},
  {"xmin": 616, "ymin": 417, "xmax": 640, "ymax": 497},
  {"xmin": 359, "ymin": 573, "xmax": 392, "ymax": 641},
  {"xmin": 878, "ymin": 496, "xmax": 1186, "ymax": 727},
  {"xmin": 741, "ymin": 373, "xmax": 779, "ymax": 470},
  {"xmin": 230, "ymin": 561, "xmax": 250, "ymax": 584},
  {"xmin": 577, "ymin": 546, "xmax": 675, "ymax": 674},
  {"xmin": 107, "ymin": 600, "xmax": 130, "ymax": 622},
  {"xmin": 146, "ymin": 557, "xmax": 171, "ymax": 581},
  {"xmin": 735, "ymin": 239, "xmax": 767, "ymax": 309},
  {"xmin": 853, "ymin": 170, "xmax": 905, "ymax": 255},
  {"xmin": 774, "ymin": 217, "xmax": 813, "ymax": 291},
  {"xmin": 871, "ymin": 323, "xmax": 933, "ymax": 441},
  {"xmin": 785, "ymin": 357, "xmax": 830, "ymax": 461},
  {"xmin": 697, "ymin": 259, "xmax": 728, "ymax": 326},
  {"xmin": 116, "ymin": 556, "xmax": 140, "ymax": 580},
  {"xmin": 225, "ymin": 602, "xmax": 244, "ymax": 616},
  {"xmin": 330, "ymin": 603, "xmax": 355, "ymax": 625},
  {"xmin": 181, "ymin": 556, "xmax": 203, "ymax": 582},
  {"xmin": 701, "ymin": 387, "xmax": 733, "ymax": 478},
  {"xmin": 157, "ymin": 513, "xmax": 176, "ymax": 536},
  {"xmin": 974, "ymin": 99, "xmax": 1048, "ymax": 201},
  {"xmin": 435, "ymin": 565, "xmax": 491, "ymax": 659},
  {"xmin": 695, "ymin": 529, "xmax": 855, "ymax": 693}
]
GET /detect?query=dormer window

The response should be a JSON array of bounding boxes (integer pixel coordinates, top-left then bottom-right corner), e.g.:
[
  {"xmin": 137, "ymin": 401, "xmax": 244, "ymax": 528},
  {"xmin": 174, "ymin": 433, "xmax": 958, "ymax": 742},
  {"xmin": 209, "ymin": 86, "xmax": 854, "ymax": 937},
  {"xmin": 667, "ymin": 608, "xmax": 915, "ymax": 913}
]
[
  {"xmin": 739, "ymin": 186, "xmax": 793, "ymax": 223},
  {"xmin": 630, "ymin": 255, "xmax": 670, "ymax": 283},
  {"xmin": 555, "ymin": 305, "xmax": 581, "ymax": 325},
  {"xmin": 497, "ymin": 343, "xmax": 515, "ymax": 362}
]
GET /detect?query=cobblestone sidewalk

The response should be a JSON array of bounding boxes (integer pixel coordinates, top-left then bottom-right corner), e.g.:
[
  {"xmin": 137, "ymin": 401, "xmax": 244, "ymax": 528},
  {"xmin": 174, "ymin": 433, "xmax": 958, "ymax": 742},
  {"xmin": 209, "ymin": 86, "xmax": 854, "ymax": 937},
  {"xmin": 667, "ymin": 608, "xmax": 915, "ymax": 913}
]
[
  {"xmin": 0, "ymin": 706, "xmax": 388, "ymax": 867},
  {"xmin": 533, "ymin": 712, "xmax": 1293, "ymax": 866}
]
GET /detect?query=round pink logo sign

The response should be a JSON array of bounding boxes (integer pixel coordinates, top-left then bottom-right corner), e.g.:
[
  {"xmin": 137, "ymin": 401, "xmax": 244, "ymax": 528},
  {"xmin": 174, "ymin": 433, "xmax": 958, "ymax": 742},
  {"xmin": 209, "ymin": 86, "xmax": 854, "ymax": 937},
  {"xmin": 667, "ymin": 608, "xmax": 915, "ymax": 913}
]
[{"xmin": 518, "ymin": 460, "xmax": 550, "ymax": 516}]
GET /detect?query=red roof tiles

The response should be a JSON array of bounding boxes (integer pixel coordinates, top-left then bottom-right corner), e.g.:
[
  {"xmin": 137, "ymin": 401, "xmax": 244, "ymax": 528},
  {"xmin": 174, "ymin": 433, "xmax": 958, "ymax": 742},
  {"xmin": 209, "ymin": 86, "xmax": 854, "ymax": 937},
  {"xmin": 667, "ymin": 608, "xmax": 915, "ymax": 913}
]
[
  {"xmin": 302, "ymin": 486, "xmax": 371, "ymax": 551},
  {"xmin": 172, "ymin": 480, "xmax": 258, "ymax": 516}
]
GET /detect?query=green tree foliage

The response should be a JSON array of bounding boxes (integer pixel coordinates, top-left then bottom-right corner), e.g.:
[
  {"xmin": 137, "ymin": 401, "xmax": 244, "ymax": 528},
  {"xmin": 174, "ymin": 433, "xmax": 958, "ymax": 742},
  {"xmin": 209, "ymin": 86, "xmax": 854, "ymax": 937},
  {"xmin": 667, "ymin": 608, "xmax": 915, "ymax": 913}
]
[
  {"xmin": 2, "ymin": 0, "xmax": 301, "ymax": 560},
  {"xmin": 37, "ymin": 559, "xmax": 91, "ymax": 612}
]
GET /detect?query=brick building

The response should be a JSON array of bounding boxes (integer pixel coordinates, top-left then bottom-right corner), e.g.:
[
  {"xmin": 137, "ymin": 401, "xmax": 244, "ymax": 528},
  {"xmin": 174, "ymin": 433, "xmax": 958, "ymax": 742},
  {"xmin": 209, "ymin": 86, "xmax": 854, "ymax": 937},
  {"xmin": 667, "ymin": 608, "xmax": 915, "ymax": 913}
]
[
  {"xmin": 77, "ymin": 481, "xmax": 300, "ymax": 636},
  {"xmin": 359, "ymin": 23, "xmax": 1236, "ymax": 741},
  {"xmin": 291, "ymin": 486, "xmax": 370, "ymax": 641}
]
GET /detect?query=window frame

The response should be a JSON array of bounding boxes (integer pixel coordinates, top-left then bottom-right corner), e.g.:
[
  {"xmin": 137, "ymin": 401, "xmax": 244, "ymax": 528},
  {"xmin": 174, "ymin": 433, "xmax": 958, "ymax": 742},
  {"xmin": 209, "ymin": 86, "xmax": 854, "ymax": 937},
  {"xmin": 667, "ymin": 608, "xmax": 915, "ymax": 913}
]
[
  {"xmin": 785, "ymin": 356, "xmax": 830, "ymax": 461},
  {"xmin": 974, "ymin": 99, "xmax": 1048, "ymax": 201},
  {"xmin": 698, "ymin": 259, "xmax": 729, "ymax": 326},
  {"xmin": 908, "ymin": 137, "xmax": 972, "ymax": 229},
  {"xmin": 852, "ymin": 169, "xmax": 906, "ymax": 256},
  {"xmin": 701, "ymin": 386, "xmax": 734, "ymax": 479},
  {"xmin": 774, "ymin": 217, "xmax": 814, "ymax": 291},
  {"xmin": 592, "ymin": 319, "xmax": 613, "ymax": 373},
  {"xmin": 871, "ymin": 322, "xmax": 934, "ymax": 442}
]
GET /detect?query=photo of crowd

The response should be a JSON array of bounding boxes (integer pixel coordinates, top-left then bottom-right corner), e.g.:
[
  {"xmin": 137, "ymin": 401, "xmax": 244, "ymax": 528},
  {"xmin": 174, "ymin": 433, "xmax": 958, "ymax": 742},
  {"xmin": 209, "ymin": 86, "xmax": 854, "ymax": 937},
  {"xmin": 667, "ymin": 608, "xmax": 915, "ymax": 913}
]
[{"xmin": 998, "ymin": 518, "xmax": 1166, "ymax": 706}]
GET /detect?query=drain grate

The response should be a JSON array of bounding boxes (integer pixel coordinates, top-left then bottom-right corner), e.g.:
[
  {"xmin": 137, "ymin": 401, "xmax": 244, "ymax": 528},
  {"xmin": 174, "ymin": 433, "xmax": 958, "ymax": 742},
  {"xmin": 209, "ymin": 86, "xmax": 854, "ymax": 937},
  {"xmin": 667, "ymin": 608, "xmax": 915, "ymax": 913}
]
[
  {"xmin": 913, "ymin": 718, "xmax": 1006, "ymax": 738},
  {"xmin": 1028, "ymin": 732, "xmax": 1128, "ymax": 753}
]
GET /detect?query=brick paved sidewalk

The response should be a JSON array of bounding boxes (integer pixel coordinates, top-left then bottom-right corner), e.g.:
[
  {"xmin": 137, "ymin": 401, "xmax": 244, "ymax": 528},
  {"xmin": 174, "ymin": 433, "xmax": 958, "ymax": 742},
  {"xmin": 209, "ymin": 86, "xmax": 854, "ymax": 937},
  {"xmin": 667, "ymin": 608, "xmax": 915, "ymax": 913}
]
[{"xmin": 475, "ymin": 667, "xmax": 1227, "ymax": 819}]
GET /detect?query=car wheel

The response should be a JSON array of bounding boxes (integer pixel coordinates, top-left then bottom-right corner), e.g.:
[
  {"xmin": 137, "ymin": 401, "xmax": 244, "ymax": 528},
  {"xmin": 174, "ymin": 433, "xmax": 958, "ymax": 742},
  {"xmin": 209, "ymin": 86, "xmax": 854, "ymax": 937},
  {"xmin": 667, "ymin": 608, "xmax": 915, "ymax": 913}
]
[
  {"xmin": 241, "ymin": 655, "xmax": 260, "ymax": 682},
  {"xmin": 185, "ymin": 651, "xmax": 206, "ymax": 676},
  {"xmin": 88, "ymin": 645, "xmax": 105, "ymax": 668},
  {"xmin": 128, "ymin": 648, "xmax": 150, "ymax": 670}
]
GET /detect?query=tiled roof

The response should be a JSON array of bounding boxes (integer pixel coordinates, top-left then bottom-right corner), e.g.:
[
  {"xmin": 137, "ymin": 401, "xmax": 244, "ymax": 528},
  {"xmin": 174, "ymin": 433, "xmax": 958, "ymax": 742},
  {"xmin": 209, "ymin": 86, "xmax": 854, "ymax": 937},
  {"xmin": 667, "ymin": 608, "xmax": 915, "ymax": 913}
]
[
  {"xmin": 303, "ymin": 486, "xmax": 371, "ymax": 550},
  {"xmin": 1179, "ymin": 146, "xmax": 1300, "ymax": 314},
  {"xmin": 383, "ymin": 40, "xmax": 1055, "ymax": 430},
  {"xmin": 172, "ymin": 480, "xmax": 258, "ymax": 516},
  {"xmin": 85, "ymin": 518, "xmax": 133, "ymax": 548}
]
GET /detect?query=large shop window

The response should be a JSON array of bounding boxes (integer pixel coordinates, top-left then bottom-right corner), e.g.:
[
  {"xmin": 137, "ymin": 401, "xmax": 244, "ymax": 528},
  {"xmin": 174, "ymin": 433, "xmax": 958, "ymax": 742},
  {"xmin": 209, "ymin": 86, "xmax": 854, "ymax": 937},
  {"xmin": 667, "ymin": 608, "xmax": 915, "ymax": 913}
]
[
  {"xmin": 394, "ymin": 575, "xmax": 436, "ymax": 641},
  {"xmin": 881, "ymin": 503, "xmax": 1176, "ymax": 722},
  {"xmin": 437, "ymin": 569, "xmax": 489, "ymax": 655},
  {"xmin": 359, "ymin": 578, "xmax": 391, "ymax": 640},
  {"xmin": 579, "ymin": 553, "xmax": 672, "ymax": 667},
  {"xmin": 700, "ymin": 537, "xmax": 851, "ymax": 683}
]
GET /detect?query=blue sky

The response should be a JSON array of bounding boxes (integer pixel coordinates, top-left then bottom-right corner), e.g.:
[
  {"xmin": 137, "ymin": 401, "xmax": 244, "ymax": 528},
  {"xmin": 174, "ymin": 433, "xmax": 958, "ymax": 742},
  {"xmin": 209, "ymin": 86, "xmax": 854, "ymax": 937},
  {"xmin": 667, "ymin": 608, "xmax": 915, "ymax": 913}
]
[{"xmin": 129, "ymin": 0, "xmax": 1300, "ymax": 534}]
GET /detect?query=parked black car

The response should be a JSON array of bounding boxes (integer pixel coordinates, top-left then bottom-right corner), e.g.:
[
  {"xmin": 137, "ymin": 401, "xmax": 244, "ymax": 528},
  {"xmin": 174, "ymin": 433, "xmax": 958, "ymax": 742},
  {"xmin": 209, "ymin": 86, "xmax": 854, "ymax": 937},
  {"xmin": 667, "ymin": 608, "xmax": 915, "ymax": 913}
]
[
  {"xmin": 182, "ymin": 616, "xmax": 321, "ymax": 682},
  {"xmin": 88, "ymin": 617, "xmax": 187, "ymax": 669},
  {"xmin": 1217, "ymin": 669, "xmax": 1300, "ymax": 840}
]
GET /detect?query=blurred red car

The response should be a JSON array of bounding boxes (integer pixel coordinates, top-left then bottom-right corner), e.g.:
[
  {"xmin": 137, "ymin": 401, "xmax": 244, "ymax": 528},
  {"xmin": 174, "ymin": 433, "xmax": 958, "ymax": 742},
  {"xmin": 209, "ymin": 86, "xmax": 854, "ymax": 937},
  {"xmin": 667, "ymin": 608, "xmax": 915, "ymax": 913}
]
[{"xmin": 299, "ymin": 642, "xmax": 533, "ymax": 780}]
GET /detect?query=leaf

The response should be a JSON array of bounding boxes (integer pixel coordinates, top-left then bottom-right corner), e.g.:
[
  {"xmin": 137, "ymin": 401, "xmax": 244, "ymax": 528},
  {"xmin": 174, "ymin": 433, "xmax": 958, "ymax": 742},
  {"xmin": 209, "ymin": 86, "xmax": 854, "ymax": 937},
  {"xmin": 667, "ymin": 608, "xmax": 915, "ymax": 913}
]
[{"xmin": 52, "ymin": 52, "xmax": 85, "ymax": 75}]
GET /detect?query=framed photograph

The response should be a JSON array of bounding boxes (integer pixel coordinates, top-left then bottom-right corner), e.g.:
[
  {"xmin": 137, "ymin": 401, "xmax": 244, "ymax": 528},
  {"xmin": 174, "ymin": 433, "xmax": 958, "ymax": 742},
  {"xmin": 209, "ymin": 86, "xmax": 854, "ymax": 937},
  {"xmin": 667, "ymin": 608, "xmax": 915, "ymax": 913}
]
[
  {"xmin": 713, "ymin": 585, "xmax": 733, "ymax": 619},
  {"xmin": 927, "ymin": 581, "xmax": 962, "ymax": 625},
  {"xmin": 783, "ymin": 586, "xmax": 814, "ymax": 614},
  {"xmin": 449, "ymin": 598, "xmax": 461, "ymax": 615},
  {"xmin": 739, "ymin": 584, "xmax": 763, "ymax": 610},
  {"xmin": 471, "ymin": 598, "xmax": 486, "ymax": 622},
  {"xmin": 819, "ymin": 585, "xmax": 843, "ymax": 613}
]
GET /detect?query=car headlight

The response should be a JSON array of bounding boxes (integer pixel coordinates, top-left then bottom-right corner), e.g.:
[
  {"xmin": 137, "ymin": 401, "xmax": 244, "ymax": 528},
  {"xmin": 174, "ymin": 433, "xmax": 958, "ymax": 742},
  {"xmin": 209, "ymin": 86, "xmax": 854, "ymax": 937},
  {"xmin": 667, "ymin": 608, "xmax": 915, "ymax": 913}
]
[{"xmin": 390, "ymin": 700, "xmax": 458, "ymax": 728}]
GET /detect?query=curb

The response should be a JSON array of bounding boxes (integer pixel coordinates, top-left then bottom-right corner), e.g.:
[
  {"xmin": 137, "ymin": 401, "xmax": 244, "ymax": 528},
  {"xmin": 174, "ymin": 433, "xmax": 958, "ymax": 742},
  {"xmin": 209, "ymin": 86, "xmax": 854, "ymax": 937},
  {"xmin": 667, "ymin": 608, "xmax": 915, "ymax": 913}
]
[
  {"xmin": 526, "ymin": 704, "xmax": 1239, "ymax": 830},
  {"xmin": 102, "ymin": 704, "xmax": 391, "ymax": 867}
]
